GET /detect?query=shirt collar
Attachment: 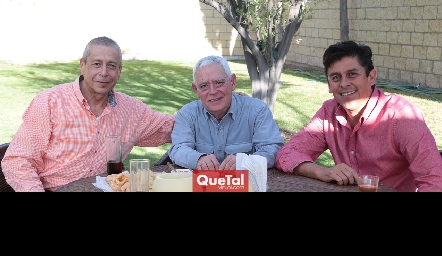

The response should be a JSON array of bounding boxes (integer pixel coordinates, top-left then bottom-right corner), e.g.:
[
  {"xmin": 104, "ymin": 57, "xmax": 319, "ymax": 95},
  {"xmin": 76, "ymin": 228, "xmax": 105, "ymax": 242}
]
[
  {"xmin": 202, "ymin": 94, "xmax": 237, "ymax": 121},
  {"xmin": 335, "ymin": 86, "xmax": 380, "ymax": 127},
  {"xmin": 228, "ymin": 94, "xmax": 237, "ymax": 120},
  {"xmin": 361, "ymin": 86, "xmax": 380, "ymax": 121},
  {"xmin": 75, "ymin": 75, "xmax": 116, "ymax": 108},
  {"xmin": 108, "ymin": 90, "xmax": 116, "ymax": 107}
]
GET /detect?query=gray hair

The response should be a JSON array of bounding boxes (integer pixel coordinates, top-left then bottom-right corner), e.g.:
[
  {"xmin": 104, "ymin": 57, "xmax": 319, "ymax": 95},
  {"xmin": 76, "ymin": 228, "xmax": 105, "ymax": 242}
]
[
  {"xmin": 193, "ymin": 55, "xmax": 232, "ymax": 82},
  {"xmin": 82, "ymin": 36, "xmax": 123, "ymax": 68}
]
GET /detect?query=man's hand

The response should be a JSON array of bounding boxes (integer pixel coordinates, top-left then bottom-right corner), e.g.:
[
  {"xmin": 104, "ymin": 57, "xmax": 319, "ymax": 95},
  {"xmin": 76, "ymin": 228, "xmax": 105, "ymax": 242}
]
[
  {"xmin": 219, "ymin": 154, "xmax": 236, "ymax": 170},
  {"xmin": 295, "ymin": 162, "xmax": 359, "ymax": 186},
  {"xmin": 324, "ymin": 163, "xmax": 359, "ymax": 185},
  {"xmin": 197, "ymin": 154, "xmax": 220, "ymax": 170}
]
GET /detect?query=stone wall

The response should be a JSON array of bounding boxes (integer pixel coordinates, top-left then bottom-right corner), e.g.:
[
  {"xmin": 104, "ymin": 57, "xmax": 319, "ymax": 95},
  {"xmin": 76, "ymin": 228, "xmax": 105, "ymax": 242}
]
[
  {"xmin": 287, "ymin": 0, "xmax": 442, "ymax": 89},
  {"xmin": 201, "ymin": 0, "xmax": 442, "ymax": 89},
  {"xmin": 200, "ymin": 4, "xmax": 244, "ymax": 59}
]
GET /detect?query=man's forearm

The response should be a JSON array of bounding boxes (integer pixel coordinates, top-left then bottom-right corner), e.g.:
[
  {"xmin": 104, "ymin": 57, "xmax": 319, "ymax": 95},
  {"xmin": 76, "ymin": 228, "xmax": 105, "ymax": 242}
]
[{"xmin": 294, "ymin": 161, "xmax": 326, "ymax": 180}]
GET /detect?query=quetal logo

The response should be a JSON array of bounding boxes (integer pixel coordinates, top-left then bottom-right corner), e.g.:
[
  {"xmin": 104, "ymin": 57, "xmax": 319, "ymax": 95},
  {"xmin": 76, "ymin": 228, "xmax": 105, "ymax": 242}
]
[{"xmin": 192, "ymin": 170, "xmax": 249, "ymax": 192}]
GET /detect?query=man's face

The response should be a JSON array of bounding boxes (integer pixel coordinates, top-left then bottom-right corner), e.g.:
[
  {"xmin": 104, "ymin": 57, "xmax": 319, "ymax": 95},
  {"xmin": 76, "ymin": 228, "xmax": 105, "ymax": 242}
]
[
  {"xmin": 326, "ymin": 56, "xmax": 376, "ymax": 115},
  {"xmin": 192, "ymin": 62, "xmax": 236, "ymax": 121},
  {"xmin": 80, "ymin": 45, "xmax": 122, "ymax": 96}
]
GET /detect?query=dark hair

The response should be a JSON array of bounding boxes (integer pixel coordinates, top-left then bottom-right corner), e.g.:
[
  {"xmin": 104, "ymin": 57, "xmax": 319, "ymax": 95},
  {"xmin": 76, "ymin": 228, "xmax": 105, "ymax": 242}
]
[
  {"xmin": 323, "ymin": 41, "xmax": 374, "ymax": 76},
  {"xmin": 82, "ymin": 36, "xmax": 122, "ymax": 68}
]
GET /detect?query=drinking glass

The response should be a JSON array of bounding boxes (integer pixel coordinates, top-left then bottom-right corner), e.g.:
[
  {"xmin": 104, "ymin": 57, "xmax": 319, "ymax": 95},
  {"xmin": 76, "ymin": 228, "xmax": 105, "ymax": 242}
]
[
  {"xmin": 357, "ymin": 175, "xmax": 379, "ymax": 192},
  {"xmin": 106, "ymin": 135, "xmax": 123, "ymax": 175},
  {"xmin": 130, "ymin": 159, "xmax": 150, "ymax": 192}
]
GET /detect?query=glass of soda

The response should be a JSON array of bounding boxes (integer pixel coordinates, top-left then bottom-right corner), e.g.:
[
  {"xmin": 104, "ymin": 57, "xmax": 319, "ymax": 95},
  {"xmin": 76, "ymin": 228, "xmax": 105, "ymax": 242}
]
[{"xmin": 106, "ymin": 135, "xmax": 123, "ymax": 175}]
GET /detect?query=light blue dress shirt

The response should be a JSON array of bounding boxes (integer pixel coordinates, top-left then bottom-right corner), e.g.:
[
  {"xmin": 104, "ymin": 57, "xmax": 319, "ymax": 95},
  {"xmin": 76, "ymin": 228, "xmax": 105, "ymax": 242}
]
[{"xmin": 169, "ymin": 94, "xmax": 284, "ymax": 170}]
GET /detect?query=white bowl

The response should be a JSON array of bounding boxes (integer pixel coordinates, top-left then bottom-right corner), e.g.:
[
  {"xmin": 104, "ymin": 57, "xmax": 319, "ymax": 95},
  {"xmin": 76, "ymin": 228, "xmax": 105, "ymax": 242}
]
[{"xmin": 151, "ymin": 172, "xmax": 193, "ymax": 192}]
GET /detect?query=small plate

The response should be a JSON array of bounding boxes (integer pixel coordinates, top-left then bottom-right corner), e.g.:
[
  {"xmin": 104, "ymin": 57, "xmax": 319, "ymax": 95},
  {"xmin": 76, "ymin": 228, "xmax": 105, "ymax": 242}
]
[{"xmin": 172, "ymin": 168, "xmax": 192, "ymax": 173}]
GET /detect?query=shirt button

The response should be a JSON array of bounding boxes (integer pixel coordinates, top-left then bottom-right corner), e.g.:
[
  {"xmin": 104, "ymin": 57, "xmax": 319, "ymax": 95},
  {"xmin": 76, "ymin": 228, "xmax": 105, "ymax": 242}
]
[
  {"xmin": 218, "ymin": 148, "xmax": 222, "ymax": 151},
  {"xmin": 351, "ymin": 151, "xmax": 354, "ymax": 154}
]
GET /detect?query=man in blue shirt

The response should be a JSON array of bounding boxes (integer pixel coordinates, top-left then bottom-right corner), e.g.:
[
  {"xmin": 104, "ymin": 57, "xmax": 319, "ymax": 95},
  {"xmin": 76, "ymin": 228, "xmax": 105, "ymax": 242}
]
[{"xmin": 169, "ymin": 55, "xmax": 284, "ymax": 170}]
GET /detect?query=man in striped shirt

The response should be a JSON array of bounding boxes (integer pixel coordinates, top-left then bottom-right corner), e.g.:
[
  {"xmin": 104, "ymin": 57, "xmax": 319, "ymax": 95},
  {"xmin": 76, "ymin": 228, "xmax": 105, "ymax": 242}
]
[{"xmin": 2, "ymin": 36, "xmax": 174, "ymax": 192}]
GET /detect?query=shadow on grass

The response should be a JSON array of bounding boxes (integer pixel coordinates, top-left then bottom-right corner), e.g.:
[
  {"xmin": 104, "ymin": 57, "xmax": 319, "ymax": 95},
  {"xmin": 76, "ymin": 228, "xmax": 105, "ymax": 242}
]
[{"xmin": 2, "ymin": 60, "xmax": 440, "ymax": 166}]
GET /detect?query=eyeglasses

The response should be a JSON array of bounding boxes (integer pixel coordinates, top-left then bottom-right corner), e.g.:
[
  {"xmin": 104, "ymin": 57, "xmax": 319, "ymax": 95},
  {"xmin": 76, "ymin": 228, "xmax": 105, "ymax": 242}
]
[{"xmin": 197, "ymin": 80, "xmax": 227, "ymax": 92}]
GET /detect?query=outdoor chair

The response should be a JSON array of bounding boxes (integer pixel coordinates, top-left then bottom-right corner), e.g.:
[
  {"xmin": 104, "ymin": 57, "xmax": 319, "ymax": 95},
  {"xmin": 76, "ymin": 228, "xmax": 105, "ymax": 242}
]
[
  {"xmin": 154, "ymin": 151, "xmax": 171, "ymax": 166},
  {"xmin": 0, "ymin": 142, "xmax": 14, "ymax": 192}
]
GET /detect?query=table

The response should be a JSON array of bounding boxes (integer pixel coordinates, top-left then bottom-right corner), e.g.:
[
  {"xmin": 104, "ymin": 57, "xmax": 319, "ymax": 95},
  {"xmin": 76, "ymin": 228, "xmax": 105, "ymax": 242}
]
[{"xmin": 55, "ymin": 165, "xmax": 396, "ymax": 192}]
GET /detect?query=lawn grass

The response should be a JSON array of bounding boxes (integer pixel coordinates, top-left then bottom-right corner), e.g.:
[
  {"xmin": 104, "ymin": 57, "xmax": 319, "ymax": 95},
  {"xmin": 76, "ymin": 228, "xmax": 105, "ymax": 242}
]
[{"xmin": 1, "ymin": 60, "xmax": 441, "ymax": 169}]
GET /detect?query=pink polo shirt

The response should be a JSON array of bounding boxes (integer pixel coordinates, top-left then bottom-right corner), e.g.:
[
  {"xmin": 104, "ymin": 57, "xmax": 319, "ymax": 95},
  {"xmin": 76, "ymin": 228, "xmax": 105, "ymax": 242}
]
[
  {"xmin": 2, "ymin": 76, "xmax": 174, "ymax": 192},
  {"xmin": 276, "ymin": 88, "xmax": 442, "ymax": 192}
]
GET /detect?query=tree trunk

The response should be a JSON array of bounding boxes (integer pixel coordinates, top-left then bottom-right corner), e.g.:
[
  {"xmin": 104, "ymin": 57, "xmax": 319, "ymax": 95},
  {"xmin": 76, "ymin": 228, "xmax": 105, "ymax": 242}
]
[
  {"xmin": 340, "ymin": 0, "xmax": 349, "ymax": 41},
  {"xmin": 200, "ymin": 0, "xmax": 307, "ymax": 114}
]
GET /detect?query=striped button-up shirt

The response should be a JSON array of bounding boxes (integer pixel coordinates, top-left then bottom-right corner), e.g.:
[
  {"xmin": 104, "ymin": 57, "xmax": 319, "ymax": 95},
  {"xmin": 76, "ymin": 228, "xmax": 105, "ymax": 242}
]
[{"xmin": 2, "ymin": 76, "xmax": 174, "ymax": 191}]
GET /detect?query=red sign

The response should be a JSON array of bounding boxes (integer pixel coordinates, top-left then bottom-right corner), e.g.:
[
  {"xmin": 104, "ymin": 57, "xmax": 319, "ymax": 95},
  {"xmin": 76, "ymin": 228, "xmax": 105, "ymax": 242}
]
[{"xmin": 192, "ymin": 170, "xmax": 249, "ymax": 192}]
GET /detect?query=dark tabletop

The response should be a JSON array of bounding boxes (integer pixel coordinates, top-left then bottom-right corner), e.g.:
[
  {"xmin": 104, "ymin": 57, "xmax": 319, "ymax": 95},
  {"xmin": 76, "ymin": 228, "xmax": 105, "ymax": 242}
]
[{"xmin": 55, "ymin": 165, "xmax": 396, "ymax": 192}]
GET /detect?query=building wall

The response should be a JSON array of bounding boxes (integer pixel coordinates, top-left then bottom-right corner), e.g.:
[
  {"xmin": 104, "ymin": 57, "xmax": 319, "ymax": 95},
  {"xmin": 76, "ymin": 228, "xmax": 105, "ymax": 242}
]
[
  {"xmin": 287, "ymin": 0, "xmax": 442, "ymax": 89},
  {"xmin": 201, "ymin": 0, "xmax": 442, "ymax": 89},
  {"xmin": 199, "ymin": 3, "xmax": 244, "ymax": 59}
]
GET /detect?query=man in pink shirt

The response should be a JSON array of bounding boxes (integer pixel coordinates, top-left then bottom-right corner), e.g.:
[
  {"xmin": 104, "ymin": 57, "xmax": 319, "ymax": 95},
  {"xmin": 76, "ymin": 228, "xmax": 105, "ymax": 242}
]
[
  {"xmin": 1, "ymin": 36, "xmax": 174, "ymax": 192},
  {"xmin": 275, "ymin": 41, "xmax": 442, "ymax": 192}
]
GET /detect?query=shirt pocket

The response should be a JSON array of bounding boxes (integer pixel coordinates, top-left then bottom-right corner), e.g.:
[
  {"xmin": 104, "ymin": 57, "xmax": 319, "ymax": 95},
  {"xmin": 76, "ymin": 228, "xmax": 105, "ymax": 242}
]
[
  {"xmin": 196, "ymin": 143, "xmax": 215, "ymax": 155},
  {"xmin": 225, "ymin": 142, "xmax": 253, "ymax": 155}
]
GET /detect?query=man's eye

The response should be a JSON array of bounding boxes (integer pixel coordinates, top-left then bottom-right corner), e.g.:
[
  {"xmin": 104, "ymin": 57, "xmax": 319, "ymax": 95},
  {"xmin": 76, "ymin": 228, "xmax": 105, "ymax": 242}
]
[
  {"xmin": 349, "ymin": 72, "xmax": 357, "ymax": 77},
  {"xmin": 331, "ymin": 75, "xmax": 340, "ymax": 81},
  {"xmin": 108, "ymin": 64, "xmax": 117, "ymax": 69},
  {"xmin": 199, "ymin": 84, "xmax": 208, "ymax": 90},
  {"xmin": 92, "ymin": 63, "xmax": 100, "ymax": 67},
  {"xmin": 215, "ymin": 81, "xmax": 225, "ymax": 87}
]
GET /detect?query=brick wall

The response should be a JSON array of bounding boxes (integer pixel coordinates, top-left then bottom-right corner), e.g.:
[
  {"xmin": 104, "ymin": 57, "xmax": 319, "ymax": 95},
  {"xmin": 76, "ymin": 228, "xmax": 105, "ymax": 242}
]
[
  {"xmin": 286, "ymin": 0, "xmax": 442, "ymax": 89},
  {"xmin": 201, "ymin": 1, "xmax": 442, "ymax": 89},
  {"xmin": 199, "ymin": 3, "xmax": 244, "ymax": 59}
]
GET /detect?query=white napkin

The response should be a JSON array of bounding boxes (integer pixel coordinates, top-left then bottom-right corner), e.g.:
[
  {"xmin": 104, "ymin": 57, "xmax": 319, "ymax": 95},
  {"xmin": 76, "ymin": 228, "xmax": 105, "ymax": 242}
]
[
  {"xmin": 236, "ymin": 153, "xmax": 267, "ymax": 192},
  {"xmin": 93, "ymin": 171, "xmax": 129, "ymax": 192}
]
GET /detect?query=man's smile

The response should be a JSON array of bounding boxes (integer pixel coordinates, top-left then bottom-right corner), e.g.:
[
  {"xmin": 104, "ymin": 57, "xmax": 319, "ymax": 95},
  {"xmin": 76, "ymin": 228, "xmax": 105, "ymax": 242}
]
[
  {"xmin": 208, "ymin": 97, "xmax": 222, "ymax": 102},
  {"xmin": 341, "ymin": 90, "xmax": 355, "ymax": 96}
]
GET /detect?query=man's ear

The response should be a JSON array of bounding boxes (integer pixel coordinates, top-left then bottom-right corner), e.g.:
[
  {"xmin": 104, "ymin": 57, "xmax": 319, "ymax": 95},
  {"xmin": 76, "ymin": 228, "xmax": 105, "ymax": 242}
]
[
  {"xmin": 368, "ymin": 69, "xmax": 377, "ymax": 85},
  {"xmin": 192, "ymin": 83, "xmax": 198, "ymax": 93},
  {"xmin": 231, "ymin": 73, "xmax": 237, "ymax": 91},
  {"xmin": 80, "ymin": 58, "xmax": 85, "ymax": 75}
]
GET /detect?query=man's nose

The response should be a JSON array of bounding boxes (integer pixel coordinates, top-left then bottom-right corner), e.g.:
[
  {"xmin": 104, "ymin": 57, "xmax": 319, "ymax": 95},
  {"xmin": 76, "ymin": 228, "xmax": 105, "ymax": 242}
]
[
  {"xmin": 99, "ymin": 66, "xmax": 108, "ymax": 76},
  {"xmin": 208, "ymin": 83, "xmax": 218, "ymax": 92},
  {"xmin": 340, "ymin": 77, "xmax": 350, "ymax": 87}
]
